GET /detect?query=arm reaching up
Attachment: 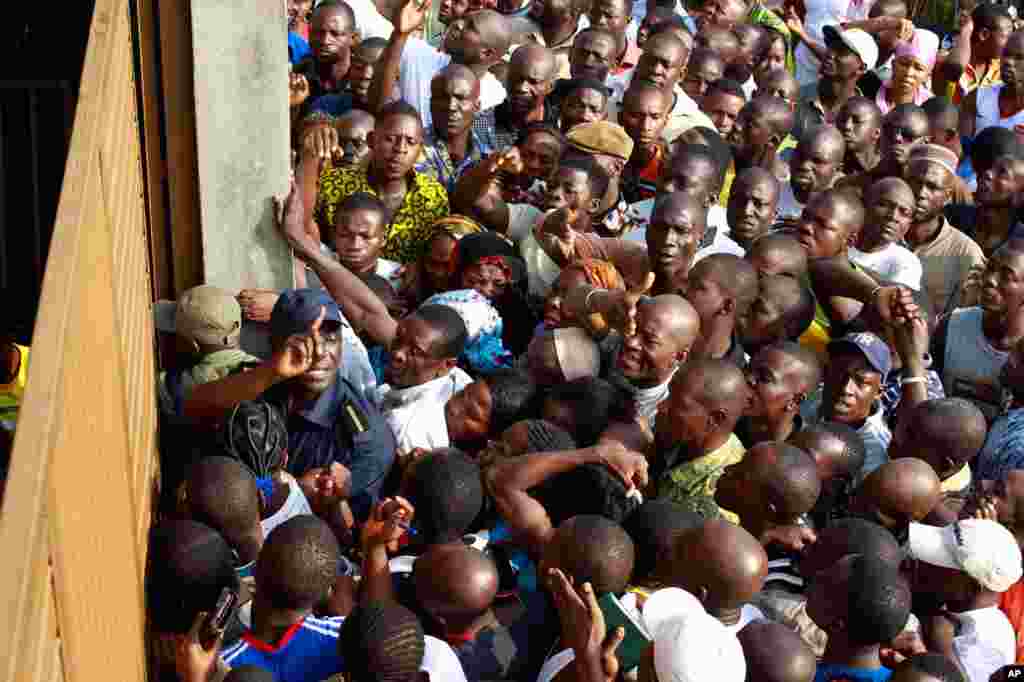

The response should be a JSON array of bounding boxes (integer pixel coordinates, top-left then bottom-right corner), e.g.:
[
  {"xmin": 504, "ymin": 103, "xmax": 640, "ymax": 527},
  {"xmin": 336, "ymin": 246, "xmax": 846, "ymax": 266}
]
[
  {"xmin": 367, "ymin": 0, "xmax": 433, "ymax": 114},
  {"xmin": 276, "ymin": 181, "xmax": 399, "ymax": 347}
]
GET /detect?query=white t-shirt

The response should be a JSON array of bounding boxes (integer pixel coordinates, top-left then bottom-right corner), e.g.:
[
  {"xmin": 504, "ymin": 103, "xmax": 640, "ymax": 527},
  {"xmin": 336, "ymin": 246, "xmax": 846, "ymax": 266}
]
[
  {"xmin": 346, "ymin": 0, "xmax": 393, "ymax": 40},
  {"xmin": 423, "ymin": 635, "xmax": 470, "ymax": 682},
  {"xmin": 953, "ymin": 607, "xmax": 1016, "ymax": 682},
  {"xmin": 260, "ymin": 476, "xmax": 314, "ymax": 538},
  {"xmin": 849, "ymin": 244, "xmax": 924, "ymax": 291},
  {"xmin": 373, "ymin": 367, "xmax": 473, "ymax": 452},
  {"xmin": 399, "ymin": 38, "xmax": 507, "ymax": 131}
]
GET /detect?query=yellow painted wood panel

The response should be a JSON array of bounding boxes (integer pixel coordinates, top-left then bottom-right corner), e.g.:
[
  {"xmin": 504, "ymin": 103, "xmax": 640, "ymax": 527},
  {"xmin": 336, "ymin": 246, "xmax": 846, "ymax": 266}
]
[{"xmin": 0, "ymin": 0, "xmax": 157, "ymax": 678}]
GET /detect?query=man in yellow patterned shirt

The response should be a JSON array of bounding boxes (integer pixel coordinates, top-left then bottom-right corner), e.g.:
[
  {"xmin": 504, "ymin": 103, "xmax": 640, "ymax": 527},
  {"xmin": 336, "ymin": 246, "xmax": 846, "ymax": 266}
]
[
  {"xmin": 654, "ymin": 359, "xmax": 750, "ymax": 524},
  {"xmin": 314, "ymin": 102, "xmax": 449, "ymax": 264}
]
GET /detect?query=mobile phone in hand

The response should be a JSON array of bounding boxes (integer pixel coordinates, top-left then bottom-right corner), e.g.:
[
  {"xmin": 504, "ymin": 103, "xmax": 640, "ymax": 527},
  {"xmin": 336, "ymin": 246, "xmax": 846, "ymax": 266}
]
[{"xmin": 201, "ymin": 588, "xmax": 238, "ymax": 649}]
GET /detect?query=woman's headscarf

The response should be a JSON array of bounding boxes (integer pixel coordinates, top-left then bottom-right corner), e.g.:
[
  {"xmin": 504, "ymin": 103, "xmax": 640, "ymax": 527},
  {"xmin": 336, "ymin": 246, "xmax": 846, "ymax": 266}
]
[
  {"xmin": 453, "ymin": 231, "xmax": 526, "ymax": 288},
  {"xmin": 421, "ymin": 289, "xmax": 514, "ymax": 374}
]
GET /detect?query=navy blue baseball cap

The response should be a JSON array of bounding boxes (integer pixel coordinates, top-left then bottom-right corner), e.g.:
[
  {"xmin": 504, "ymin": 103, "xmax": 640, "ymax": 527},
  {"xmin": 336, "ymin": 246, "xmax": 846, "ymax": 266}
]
[
  {"xmin": 827, "ymin": 332, "xmax": 892, "ymax": 382},
  {"xmin": 270, "ymin": 289, "xmax": 343, "ymax": 342}
]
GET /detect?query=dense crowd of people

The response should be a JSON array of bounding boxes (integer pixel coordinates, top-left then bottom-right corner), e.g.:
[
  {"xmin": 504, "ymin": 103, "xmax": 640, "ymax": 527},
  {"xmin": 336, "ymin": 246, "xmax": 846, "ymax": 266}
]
[{"xmin": 45, "ymin": 0, "xmax": 1024, "ymax": 679}]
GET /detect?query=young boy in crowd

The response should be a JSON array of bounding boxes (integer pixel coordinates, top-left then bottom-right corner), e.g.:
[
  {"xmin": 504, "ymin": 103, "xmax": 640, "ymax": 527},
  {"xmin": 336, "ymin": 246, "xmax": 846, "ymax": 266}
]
[
  {"xmin": 807, "ymin": 554, "xmax": 912, "ymax": 682},
  {"xmin": 738, "ymin": 621, "xmax": 818, "ymax": 682},
  {"xmin": 220, "ymin": 516, "xmax": 345, "ymax": 681},
  {"xmin": 850, "ymin": 458, "xmax": 942, "ymax": 545},
  {"xmin": 683, "ymin": 254, "xmax": 759, "ymax": 366},
  {"xmin": 790, "ymin": 421, "xmax": 867, "ymax": 528},
  {"xmin": 739, "ymin": 342, "xmax": 822, "ymax": 446},
  {"xmin": 671, "ymin": 518, "xmax": 770, "ymax": 632}
]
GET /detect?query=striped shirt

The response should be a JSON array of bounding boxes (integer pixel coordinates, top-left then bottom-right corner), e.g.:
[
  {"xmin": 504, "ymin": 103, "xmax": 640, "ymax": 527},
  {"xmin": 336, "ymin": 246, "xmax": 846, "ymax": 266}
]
[
  {"xmin": 763, "ymin": 547, "xmax": 806, "ymax": 594},
  {"xmin": 220, "ymin": 615, "xmax": 345, "ymax": 682}
]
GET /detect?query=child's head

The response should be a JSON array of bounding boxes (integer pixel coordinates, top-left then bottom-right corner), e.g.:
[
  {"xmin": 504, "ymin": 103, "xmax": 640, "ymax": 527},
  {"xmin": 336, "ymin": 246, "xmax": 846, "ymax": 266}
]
[
  {"xmin": 790, "ymin": 421, "xmax": 866, "ymax": 522},
  {"xmin": 737, "ymin": 275, "xmax": 816, "ymax": 354},
  {"xmin": 672, "ymin": 518, "xmax": 769, "ymax": 615},
  {"xmin": 890, "ymin": 398, "xmax": 987, "ymax": 482},
  {"xmin": 806, "ymin": 553, "xmax": 911, "ymax": 647},
  {"xmin": 560, "ymin": 78, "xmax": 610, "ymax": 132},
  {"xmin": 622, "ymin": 499, "xmax": 704, "ymax": 585},
  {"xmin": 413, "ymin": 544, "xmax": 499, "ymax": 631},
  {"xmin": 684, "ymin": 254, "xmax": 759, "ymax": 332},
  {"xmin": 331, "ymin": 192, "xmax": 389, "ymax": 274},
  {"xmin": 147, "ymin": 520, "xmax": 239, "ymax": 634},
  {"xmin": 539, "ymin": 514, "xmax": 635, "ymax": 595},
  {"xmin": 737, "ymin": 621, "xmax": 816, "ymax": 682},
  {"xmin": 542, "ymin": 376, "xmax": 634, "ymax": 447},
  {"xmin": 255, "ymin": 515, "xmax": 340, "ymax": 612},
  {"xmin": 167, "ymin": 285, "xmax": 242, "ymax": 356},
  {"xmin": 445, "ymin": 368, "xmax": 537, "ymax": 445},
  {"xmin": 743, "ymin": 341, "xmax": 821, "ymax": 424},
  {"xmin": 800, "ymin": 517, "xmax": 905, "ymax": 579},
  {"xmin": 182, "ymin": 456, "xmax": 264, "ymax": 564},
  {"xmin": 745, "ymin": 233, "xmax": 808, "ymax": 279},
  {"xmin": 339, "ymin": 601, "xmax": 426, "ymax": 681},
  {"xmin": 217, "ymin": 400, "xmax": 289, "ymax": 478},
  {"xmin": 406, "ymin": 449, "xmax": 483, "ymax": 545},
  {"xmin": 851, "ymin": 458, "xmax": 941, "ymax": 538},
  {"xmin": 715, "ymin": 441, "xmax": 821, "ymax": 530}
]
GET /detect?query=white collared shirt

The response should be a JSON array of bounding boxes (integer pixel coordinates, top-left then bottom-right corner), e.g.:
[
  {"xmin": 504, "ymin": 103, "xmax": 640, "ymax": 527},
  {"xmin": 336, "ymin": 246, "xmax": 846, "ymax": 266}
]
[{"xmin": 373, "ymin": 367, "xmax": 473, "ymax": 451}]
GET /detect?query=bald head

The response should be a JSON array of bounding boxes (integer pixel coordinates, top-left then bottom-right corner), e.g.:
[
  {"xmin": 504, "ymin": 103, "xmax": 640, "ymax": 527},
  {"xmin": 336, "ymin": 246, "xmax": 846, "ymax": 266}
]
[
  {"xmin": 716, "ymin": 441, "xmax": 821, "ymax": 528},
  {"xmin": 413, "ymin": 544, "xmax": 499, "ymax": 625},
  {"xmin": 673, "ymin": 357, "xmax": 749, "ymax": 413},
  {"xmin": 697, "ymin": 26, "xmax": 739, "ymax": 60},
  {"xmin": 644, "ymin": 294, "xmax": 701, "ymax": 348},
  {"xmin": 746, "ymin": 233, "xmax": 809, "ymax": 278},
  {"xmin": 736, "ymin": 167, "xmax": 781, "ymax": 203},
  {"xmin": 854, "ymin": 458, "xmax": 942, "ymax": 531},
  {"xmin": 738, "ymin": 622, "xmax": 817, "ymax": 682},
  {"xmin": 510, "ymin": 43, "xmax": 557, "ymax": 78},
  {"xmin": 801, "ymin": 518, "xmax": 905, "ymax": 578},
  {"xmin": 185, "ymin": 456, "xmax": 262, "ymax": 561},
  {"xmin": 866, "ymin": 176, "xmax": 914, "ymax": 205},
  {"xmin": 893, "ymin": 398, "xmax": 988, "ymax": 481},
  {"xmin": 673, "ymin": 519, "xmax": 769, "ymax": 611},
  {"xmin": 651, "ymin": 190, "xmax": 710, "ymax": 233}
]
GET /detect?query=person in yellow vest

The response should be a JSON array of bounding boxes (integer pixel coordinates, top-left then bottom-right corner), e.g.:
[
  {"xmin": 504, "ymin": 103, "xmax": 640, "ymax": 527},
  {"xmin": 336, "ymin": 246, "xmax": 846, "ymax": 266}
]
[{"xmin": 0, "ymin": 337, "xmax": 28, "ymax": 433}]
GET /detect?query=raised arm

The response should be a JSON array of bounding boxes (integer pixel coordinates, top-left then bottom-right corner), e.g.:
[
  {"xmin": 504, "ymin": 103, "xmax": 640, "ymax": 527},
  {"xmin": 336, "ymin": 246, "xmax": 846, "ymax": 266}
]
[
  {"xmin": 451, "ymin": 150, "xmax": 517, "ymax": 232},
  {"xmin": 485, "ymin": 442, "xmax": 647, "ymax": 559},
  {"xmin": 367, "ymin": 0, "xmax": 431, "ymax": 114},
  {"xmin": 936, "ymin": 15, "xmax": 973, "ymax": 88},
  {"xmin": 786, "ymin": 10, "xmax": 829, "ymax": 64},
  {"xmin": 277, "ymin": 181, "xmax": 399, "ymax": 346}
]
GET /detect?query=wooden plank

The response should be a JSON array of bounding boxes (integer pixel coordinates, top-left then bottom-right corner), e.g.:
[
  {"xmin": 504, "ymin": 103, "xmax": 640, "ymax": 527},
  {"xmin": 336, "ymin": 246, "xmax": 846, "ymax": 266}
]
[
  {"xmin": 158, "ymin": 0, "xmax": 204, "ymax": 295},
  {"xmin": 0, "ymin": 0, "xmax": 156, "ymax": 679},
  {"xmin": 131, "ymin": 0, "xmax": 173, "ymax": 301}
]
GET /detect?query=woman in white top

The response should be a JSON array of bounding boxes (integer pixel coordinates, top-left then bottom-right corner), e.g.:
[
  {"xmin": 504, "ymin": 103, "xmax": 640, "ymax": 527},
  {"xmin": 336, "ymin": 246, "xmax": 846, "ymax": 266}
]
[{"xmin": 961, "ymin": 31, "xmax": 1024, "ymax": 138}]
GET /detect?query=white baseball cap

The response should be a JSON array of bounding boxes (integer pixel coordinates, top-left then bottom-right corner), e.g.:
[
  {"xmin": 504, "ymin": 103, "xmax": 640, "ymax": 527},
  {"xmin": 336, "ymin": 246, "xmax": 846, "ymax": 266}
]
[
  {"xmin": 642, "ymin": 588, "xmax": 746, "ymax": 682},
  {"xmin": 823, "ymin": 25, "xmax": 879, "ymax": 72},
  {"xmin": 909, "ymin": 519, "xmax": 1023, "ymax": 593}
]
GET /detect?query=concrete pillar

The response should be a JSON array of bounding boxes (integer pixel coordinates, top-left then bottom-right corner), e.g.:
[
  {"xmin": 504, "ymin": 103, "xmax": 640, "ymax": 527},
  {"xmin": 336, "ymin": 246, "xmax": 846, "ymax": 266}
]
[{"xmin": 189, "ymin": 0, "xmax": 293, "ymax": 292}]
